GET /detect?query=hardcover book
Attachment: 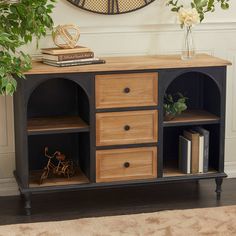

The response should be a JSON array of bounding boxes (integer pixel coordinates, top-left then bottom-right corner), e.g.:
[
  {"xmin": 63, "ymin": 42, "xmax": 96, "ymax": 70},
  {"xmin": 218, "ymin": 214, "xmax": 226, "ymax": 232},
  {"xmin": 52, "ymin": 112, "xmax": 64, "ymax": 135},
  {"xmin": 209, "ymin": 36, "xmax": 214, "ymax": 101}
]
[
  {"xmin": 43, "ymin": 57, "xmax": 102, "ymax": 64},
  {"xmin": 194, "ymin": 127, "xmax": 210, "ymax": 173},
  {"xmin": 179, "ymin": 135, "xmax": 191, "ymax": 174},
  {"xmin": 41, "ymin": 46, "xmax": 92, "ymax": 55},
  {"xmin": 43, "ymin": 58, "xmax": 106, "ymax": 67},
  {"xmin": 184, "ymin": 130, "xmax": 200, "ymax": 174},
  {"xmin": 42, "ymin": 52, "xmax": 94, "ymax": 61},
  {"xmin": 199, "ymin": 135, "xmax": 204, "ymax": 173}
]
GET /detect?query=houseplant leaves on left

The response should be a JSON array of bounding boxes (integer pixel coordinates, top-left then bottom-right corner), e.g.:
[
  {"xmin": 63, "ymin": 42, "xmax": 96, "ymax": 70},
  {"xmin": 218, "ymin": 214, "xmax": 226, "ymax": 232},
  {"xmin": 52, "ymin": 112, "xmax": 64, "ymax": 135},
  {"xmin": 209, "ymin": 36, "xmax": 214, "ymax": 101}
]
[{"xmin": 0, "ymin": 0, "xmax": 56, "ymax": 95}]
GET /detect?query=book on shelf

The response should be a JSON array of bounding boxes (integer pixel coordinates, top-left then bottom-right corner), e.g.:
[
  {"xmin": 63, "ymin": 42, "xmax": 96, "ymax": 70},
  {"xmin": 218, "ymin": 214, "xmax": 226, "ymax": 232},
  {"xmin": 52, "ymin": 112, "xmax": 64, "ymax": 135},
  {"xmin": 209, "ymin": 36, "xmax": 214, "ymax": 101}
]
[
  {"xmin": 42, "ymin": 58, "xmax": 106, "ymax": 67},
  {"xmin": 183, "ymin": 130, "xmax": 200, "ymax": 174},
  {"xmin": 42, "ymin": 51, "xmax": 94, "ymax": 62},
  {"xmin": 193, "ymin": 127, "xmax": 210, "ymax": 173},
  {"xmin": 43, "ymin": 57, "xmax": 101, "ymax": 64},
  {"xmin": 181, "ymin": 127, "xmax": 210, "ymax": 175},
  {"xmin": 198, "ymin": 134, "xmax": 204, "ymax": 173},
  {"xmin": 41, "ymin": 46, "xmax": 92, "ymax": 55},
  {"xmin": 179, "ymin": 135, "xmax": 191, "ymax": 174}
]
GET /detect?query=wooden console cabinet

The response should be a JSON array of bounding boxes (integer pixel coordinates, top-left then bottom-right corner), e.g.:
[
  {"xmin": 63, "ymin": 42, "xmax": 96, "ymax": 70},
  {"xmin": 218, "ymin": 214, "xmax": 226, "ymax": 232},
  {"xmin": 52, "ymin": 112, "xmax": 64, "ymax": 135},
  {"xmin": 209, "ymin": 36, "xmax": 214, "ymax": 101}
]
[{"xmin": 13, "ymin": 54, "xmax": 231, "ymax": 215}]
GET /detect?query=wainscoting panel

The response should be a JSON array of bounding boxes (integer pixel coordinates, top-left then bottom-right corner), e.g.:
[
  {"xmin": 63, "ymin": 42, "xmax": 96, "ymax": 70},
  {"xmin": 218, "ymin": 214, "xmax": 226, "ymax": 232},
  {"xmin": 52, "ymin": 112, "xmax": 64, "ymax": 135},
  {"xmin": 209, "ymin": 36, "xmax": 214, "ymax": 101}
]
[
  {"xmin": 0, "ymin": 97, "xmax": 8, "ymax": 148},
  {"xmin": 0, "ymin": 96, "xmax": 15, "ymax": 182},
  {"xmin": 231, "ymin": 54, "xmax": 236, "ymax": 134},
  {"xmin": 0, "ymin": 96, "xmax": 14, "ymax": 154}
]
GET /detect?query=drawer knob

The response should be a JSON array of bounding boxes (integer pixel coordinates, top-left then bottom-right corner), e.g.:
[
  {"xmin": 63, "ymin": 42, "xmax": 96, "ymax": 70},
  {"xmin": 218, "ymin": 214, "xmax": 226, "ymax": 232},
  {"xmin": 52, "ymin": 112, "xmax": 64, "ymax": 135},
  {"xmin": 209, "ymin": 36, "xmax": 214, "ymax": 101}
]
[
  {"xmin": 123, "ymin": 87, "xmax": 130, "ymax": 93},
  {"xmin": 124, "ymin": 162, "xmax": 130, "ymax": 168},
  {"xmin": 124, "ymin": 125, "xmax": 130, "ymax": 131}
]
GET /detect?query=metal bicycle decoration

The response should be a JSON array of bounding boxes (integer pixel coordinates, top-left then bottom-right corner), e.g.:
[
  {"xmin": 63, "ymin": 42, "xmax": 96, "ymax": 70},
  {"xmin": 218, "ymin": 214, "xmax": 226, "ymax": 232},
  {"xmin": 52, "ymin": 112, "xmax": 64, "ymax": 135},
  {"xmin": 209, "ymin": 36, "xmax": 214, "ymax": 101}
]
[{"xmin": 40, "ymin": 147, "xmax": 75, "ymax": 184}]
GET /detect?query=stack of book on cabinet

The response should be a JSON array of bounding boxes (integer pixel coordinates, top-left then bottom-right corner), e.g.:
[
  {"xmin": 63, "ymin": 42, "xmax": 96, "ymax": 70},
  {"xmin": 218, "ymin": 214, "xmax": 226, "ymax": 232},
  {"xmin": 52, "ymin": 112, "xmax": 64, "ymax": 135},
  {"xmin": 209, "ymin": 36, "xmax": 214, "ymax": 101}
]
[
  {"xmin": 41, "ymin": 46, "xmax": 105, "ymax": 67},
  {"xmin": 179, "ymin": 127, "xmax": 210, "ymax": 174}
]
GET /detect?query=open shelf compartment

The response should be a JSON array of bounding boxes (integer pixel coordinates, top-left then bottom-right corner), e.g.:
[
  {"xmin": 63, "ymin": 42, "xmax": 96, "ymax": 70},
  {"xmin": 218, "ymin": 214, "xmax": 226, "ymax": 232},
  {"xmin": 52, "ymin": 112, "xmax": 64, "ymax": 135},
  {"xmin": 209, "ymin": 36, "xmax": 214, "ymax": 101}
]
[
  {"xmin": 163, "ymin": 124, "xmax": 220, "ymax": 178},
  {"xmin": 27, "ymin": 78, "xmax": 90, "ymax": 135},
  {"xmin": 162, "ymin": 71, "xmax": 222, "ymax": 178},
  {"xmin": 28, "ymin": 132, "xmax": 90, "ymax": 187},
  {"xmin": 164, "ymin": 71, "xmax": 221, "ymax": 127},
  {"xmin": 26, "ymin": 78, "xmax": 91, "ymax": 187}
]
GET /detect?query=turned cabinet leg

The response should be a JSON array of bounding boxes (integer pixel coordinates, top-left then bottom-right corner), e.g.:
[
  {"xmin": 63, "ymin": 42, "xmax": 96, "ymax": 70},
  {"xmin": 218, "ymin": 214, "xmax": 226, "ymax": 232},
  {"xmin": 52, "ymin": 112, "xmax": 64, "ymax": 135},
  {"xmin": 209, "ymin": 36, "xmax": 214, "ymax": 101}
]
[
  {"xmin": 215, "ymin": 177, "xmax": 223, "ymax": 201},
  {"xmin": 24, "ymin": 192, "xmax": 32, "ymax": 216},
  {"xmin": 19, "ymin": 189, "xmax": 24, "ymax": 201}
]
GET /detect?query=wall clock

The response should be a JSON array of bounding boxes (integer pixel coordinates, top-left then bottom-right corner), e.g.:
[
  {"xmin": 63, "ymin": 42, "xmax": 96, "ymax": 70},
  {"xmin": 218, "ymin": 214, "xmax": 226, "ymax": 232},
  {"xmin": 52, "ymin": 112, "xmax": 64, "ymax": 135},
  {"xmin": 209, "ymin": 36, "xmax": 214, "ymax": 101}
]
[{"xmin": 67, "ymin": 0, "xmax": 156, "ymax": 15}]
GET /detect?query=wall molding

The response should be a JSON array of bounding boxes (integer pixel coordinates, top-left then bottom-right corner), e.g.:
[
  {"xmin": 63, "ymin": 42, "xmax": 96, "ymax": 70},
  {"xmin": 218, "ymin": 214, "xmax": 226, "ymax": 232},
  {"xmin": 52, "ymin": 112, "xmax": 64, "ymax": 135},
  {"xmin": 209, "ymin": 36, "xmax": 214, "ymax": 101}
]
[{"xmin": 44, "ymin": 22, "xmax": 236, "ymax": 36}]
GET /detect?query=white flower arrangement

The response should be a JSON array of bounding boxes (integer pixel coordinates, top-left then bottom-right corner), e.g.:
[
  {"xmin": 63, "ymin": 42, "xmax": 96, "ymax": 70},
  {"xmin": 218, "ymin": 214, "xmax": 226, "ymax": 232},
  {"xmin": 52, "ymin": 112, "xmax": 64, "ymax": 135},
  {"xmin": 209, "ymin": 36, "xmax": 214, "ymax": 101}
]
[
  {"xmin": 178, "ymin": 8, "xmax": 200, "ymax": 28},
  {"xmin": 166, "ymin": 0, "xmax": 230, "ymax": 26},
  {"xmin": 166, "ymin": 0, "xmax": 230, "ymax": 60}
]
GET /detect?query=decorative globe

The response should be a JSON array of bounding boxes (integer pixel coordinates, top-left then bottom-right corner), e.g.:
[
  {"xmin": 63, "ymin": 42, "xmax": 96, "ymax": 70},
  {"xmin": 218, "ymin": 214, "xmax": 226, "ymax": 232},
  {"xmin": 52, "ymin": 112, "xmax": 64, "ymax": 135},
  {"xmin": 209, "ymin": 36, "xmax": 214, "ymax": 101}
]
[{"xmin": 52, "ymin": 24, "xmax": 80, "ymax": 49}]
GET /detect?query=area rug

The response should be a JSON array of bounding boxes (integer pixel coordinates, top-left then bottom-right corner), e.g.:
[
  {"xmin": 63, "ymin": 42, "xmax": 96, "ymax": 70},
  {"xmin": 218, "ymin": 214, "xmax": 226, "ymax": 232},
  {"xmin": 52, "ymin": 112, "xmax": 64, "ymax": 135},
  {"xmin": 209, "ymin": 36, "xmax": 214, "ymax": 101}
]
[{"xmin": 1, "ymin": 205, "xmax": 236, "ymax": 236}]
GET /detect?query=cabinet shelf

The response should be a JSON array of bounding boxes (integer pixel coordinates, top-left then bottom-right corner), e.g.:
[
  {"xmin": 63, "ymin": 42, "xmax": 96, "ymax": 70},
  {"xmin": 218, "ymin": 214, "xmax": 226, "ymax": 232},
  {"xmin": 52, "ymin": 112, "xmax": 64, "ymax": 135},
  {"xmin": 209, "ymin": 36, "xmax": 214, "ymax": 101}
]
[
  {"xmin": 163, "ymin": 110, "xmax": 220, "ymax": 127},
  {"xmin": 29, "ymin": 169, "xmax": 89, "ymax": 188},
  {"xmin": 27, "ymin": 116, "xmax": 89, "ymax": 135},
  {"xmin": 163, "ymin": 166, "xmax": 217, "ymax": 178}
]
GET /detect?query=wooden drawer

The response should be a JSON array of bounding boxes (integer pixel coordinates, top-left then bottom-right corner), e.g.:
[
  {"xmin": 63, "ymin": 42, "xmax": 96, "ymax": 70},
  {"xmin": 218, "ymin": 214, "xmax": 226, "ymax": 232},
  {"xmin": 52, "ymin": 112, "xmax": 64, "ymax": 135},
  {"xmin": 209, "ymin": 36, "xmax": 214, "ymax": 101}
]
[
  {"xmin": 96, "ymin": 147, "xmax": 157, "ymax": 183},
  {"xmin": 95, "ymin": 73, "xmax": 158, "ymax": 109},
  {"xmin": 96, "ymin": 110, "xmax": 158, "ymax": 146}
]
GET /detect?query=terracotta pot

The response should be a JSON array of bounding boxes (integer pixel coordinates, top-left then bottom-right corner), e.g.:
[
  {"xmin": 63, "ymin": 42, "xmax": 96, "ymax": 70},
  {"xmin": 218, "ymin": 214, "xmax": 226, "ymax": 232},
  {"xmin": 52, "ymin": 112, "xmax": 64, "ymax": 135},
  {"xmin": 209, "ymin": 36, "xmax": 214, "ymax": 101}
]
[{"xmin": 164, "ymin": 113, "xmax": 176, "ymax": 121}]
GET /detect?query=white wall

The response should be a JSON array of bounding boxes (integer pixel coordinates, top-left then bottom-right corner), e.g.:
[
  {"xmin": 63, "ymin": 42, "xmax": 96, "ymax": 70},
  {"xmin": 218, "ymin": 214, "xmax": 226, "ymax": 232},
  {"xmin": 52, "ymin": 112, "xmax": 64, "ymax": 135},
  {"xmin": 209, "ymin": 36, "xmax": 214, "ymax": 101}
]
[{"xmin": 1, "ymin": 0, "xmax": 236, "ymax": 195}]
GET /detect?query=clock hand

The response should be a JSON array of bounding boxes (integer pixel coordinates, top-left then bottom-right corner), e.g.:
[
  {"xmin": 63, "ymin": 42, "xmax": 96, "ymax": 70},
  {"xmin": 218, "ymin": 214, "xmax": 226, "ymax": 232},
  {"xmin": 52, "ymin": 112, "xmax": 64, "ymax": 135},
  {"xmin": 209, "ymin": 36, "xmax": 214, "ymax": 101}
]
[
  {"xmin": 72, "ymin": 0, "xmax": 85, "ymax": 7},
  {"xmin": 108, "ymin": 0, "xmax": 119, "ymax": 14}
]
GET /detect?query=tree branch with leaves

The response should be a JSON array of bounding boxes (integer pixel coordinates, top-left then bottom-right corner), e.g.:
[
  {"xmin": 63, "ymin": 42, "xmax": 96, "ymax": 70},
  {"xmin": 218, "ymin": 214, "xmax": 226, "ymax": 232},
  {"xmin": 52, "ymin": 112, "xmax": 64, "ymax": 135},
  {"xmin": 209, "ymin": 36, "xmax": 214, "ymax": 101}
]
[
  {"xmin": 0, "ymin": 0, "xmax": 55, "ymax": 95},
  {"xmin": 167, "ymin": 0, "xmax": 230, "ymax": 22}
]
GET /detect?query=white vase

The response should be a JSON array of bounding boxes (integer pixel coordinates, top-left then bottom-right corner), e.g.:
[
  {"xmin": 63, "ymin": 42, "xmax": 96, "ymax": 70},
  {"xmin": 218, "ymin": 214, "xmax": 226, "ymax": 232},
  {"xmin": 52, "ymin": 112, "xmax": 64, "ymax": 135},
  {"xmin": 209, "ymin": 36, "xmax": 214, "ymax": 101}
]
[{"xmin": 181, "ymin": 26, "xmax": 195, "ymax": 60}]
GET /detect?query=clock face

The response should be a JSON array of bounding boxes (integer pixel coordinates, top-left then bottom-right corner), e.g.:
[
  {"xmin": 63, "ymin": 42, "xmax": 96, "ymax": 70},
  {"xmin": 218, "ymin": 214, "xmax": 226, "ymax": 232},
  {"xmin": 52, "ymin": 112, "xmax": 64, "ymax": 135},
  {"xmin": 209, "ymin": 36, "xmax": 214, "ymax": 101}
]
[{"xmin": 67, "ymin": 0, "xmax": 156, "ymax": 15}]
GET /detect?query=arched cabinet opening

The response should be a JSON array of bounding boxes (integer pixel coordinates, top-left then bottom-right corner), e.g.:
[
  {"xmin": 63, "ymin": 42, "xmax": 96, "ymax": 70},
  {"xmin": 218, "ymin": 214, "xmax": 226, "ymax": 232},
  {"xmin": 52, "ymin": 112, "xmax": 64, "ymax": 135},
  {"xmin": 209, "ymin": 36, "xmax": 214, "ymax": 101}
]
[
  {"xmin": 163, "ymin": 72, "xmax": 222, "ymax": 177},
  {"xmin": 27, "ymin": 78, "xmax": 90, "ymax": 187}
]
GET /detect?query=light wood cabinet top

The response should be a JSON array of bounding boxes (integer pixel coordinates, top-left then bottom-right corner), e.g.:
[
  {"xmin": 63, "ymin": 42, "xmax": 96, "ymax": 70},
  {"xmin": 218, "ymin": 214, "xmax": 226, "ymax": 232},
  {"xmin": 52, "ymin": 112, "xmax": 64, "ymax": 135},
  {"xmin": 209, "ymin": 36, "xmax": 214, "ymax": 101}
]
[{"xmin": 26, "ymin": 54, "xmax": 231, "ymax": 75}]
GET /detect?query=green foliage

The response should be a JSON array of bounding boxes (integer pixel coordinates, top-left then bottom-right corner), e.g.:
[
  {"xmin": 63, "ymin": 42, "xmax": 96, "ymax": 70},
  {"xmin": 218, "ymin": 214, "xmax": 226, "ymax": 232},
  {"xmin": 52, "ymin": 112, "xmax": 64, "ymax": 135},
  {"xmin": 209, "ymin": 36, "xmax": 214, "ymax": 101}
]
[
  {"xmin": 167, "ymin": 0, "xmax": 230, "ymax": 22},
  {"xmin": 164, "ymin": 92, "xmax": 188, "ymax": 117},
  {"xmin": 0, "ymin": 0, "xmax": 55, "ymax": 95}
]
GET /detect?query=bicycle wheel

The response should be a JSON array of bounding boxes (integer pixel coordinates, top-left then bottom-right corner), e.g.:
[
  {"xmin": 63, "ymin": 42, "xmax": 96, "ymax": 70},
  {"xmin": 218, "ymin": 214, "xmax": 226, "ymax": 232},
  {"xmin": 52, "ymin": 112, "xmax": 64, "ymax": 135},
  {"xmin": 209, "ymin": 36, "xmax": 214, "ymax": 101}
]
[{"xmin": 40, "ymin": 168, "xmax": 49, "ymax": 184}]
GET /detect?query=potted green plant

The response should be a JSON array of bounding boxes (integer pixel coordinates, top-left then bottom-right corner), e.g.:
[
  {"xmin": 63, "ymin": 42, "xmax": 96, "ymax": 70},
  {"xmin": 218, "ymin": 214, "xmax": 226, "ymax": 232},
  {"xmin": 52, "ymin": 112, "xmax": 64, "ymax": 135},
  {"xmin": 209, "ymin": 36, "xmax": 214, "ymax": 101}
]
[
  {"xmin": 0, "ymin": 0, "xmax": 55, "ymax": 95},
  {"xmin": 164, "ymin": 92, "xmax": 188, "ymax": 121}
]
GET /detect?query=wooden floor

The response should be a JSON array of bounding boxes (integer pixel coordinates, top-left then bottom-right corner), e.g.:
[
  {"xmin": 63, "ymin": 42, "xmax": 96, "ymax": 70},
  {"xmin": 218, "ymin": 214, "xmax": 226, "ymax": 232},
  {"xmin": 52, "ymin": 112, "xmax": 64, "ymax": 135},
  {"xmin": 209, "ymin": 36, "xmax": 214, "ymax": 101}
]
[{"xmin": 0, "ymin": 178, "xmax": 236, "ymax": 226}]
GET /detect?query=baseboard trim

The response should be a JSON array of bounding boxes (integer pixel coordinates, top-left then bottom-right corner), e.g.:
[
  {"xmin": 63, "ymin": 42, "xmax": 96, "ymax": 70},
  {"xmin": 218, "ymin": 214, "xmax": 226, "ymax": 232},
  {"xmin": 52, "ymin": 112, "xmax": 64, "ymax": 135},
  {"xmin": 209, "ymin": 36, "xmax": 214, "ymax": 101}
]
[
  {"xmin": 0, "ymin": 178, "xmax": 19, "ymax": 196},
  {"xmin": 1, "ymin": 163, "xmax": 235, "ymax": 196},
  {"xmin": 225, "ymin": 162, "xmax": 236, "ymax": 178}
]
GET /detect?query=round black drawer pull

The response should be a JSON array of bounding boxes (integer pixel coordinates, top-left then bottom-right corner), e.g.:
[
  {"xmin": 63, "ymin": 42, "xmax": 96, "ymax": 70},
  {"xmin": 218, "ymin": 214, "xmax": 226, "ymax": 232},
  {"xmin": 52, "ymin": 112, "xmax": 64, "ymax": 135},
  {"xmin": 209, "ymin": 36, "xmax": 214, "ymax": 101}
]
[
  {"xmin": 124, "ymin": 87, "xmax": 130, "ymax": 93},
  {"xmin": 124, "ymin": 162, "xmax": 130, "ymax": 168},
  {"xmin": 124, "ymin": 125, "xmax": 130, "ymax": 131}
]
